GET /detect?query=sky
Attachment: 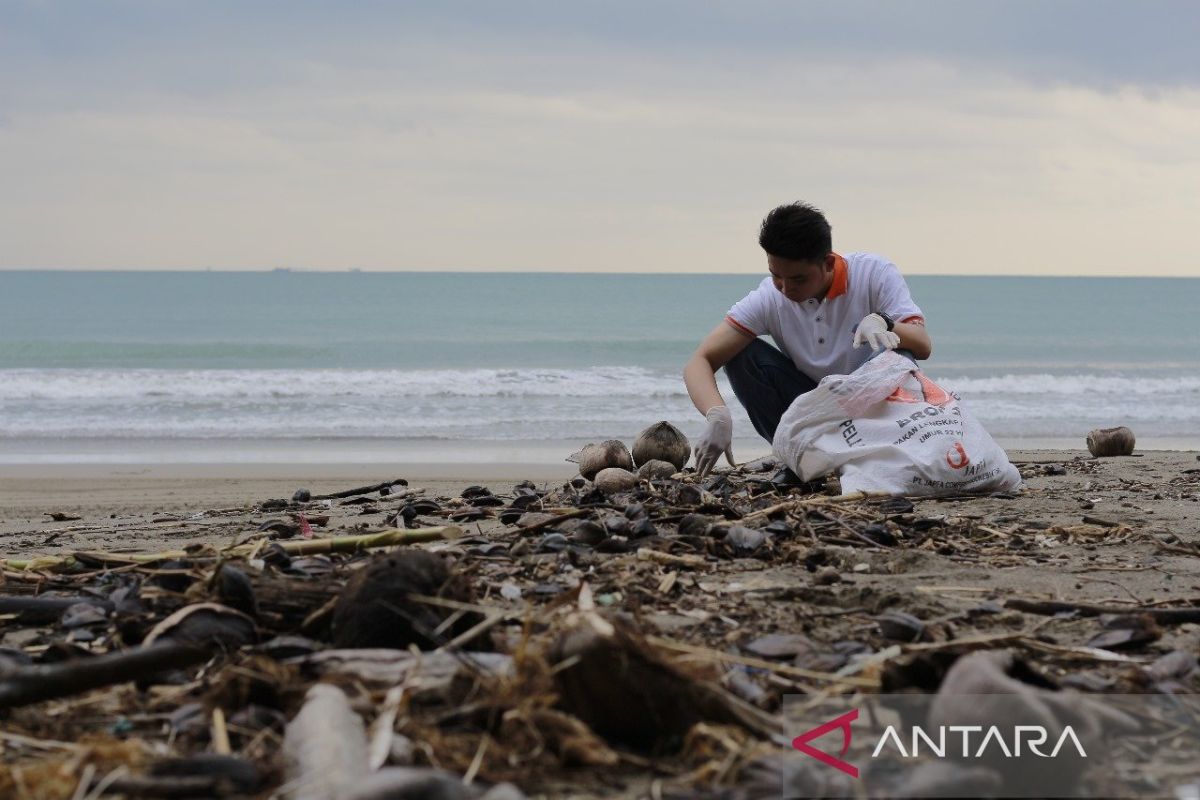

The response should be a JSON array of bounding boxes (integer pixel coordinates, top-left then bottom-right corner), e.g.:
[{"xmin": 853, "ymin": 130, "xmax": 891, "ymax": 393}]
[{"xmin": 2, "ymin": 1, "xmax": 1199, "ymax": 275}]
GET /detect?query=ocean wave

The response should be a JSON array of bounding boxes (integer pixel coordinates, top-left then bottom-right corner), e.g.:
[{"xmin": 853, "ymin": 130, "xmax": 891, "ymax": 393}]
[
  {"xmin": 2, "ymin": 367, "xmax": 1199, "ymax": 441},
  {"xmin": 0, "ymin": 367, "xmax": 685, "ymax": 400},
  {"xmin": 5, "ymin": 368, "xmax": 1200, "ymax": 402}
]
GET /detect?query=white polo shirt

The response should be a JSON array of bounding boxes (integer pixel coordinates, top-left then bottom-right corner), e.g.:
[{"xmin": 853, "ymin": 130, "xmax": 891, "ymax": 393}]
[{"xmin": 725, "ymin": 252, "xmax": 924, "ymax": 382}]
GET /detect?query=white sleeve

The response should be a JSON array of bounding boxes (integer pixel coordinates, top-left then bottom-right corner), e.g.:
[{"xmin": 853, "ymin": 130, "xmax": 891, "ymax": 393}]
[
  {"xmin": 725, "ymin": 280, "xmax": 772, "ymax": 337},
  {"xmin": 870, "ymin": 261, "xmax": 923, "ymax": 323}
]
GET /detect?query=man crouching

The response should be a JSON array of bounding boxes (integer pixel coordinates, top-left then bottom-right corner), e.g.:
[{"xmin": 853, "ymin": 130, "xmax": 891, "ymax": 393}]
[{"xmin": 683, "ymin": 202, "xmax": 932, "ymax": 478}]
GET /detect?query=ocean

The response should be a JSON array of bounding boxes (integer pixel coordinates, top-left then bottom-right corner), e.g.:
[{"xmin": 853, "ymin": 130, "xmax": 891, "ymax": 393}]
[{"xmin": 2, "ymin": 270, "xmax": 1198, "ymax": 463}]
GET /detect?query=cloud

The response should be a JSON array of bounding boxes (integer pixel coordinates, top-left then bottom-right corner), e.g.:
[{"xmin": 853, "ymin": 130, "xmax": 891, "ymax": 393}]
[{"xmin": 1, "ymin": 1, "xmax": 1198, "ymax": 274}]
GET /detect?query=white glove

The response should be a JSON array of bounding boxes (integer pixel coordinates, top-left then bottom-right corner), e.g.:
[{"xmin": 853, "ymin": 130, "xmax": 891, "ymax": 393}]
[
  {"xmin": 852, "ymin": 313, "xmax": 900, "ymax": 351},
  {"xmin": 693, "ymin": 405, "xmax": 735, "ymax": 479}
]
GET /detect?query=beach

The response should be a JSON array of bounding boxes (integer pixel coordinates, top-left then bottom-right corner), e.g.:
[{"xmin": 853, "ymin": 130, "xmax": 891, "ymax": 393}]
[
  {"xmin": 2, "ymin": 447, "xmax": 1199, "ymax": 796},
  {"xmin": 3, "ymin": 448, "xmax": 1198, "ymax": 577}
]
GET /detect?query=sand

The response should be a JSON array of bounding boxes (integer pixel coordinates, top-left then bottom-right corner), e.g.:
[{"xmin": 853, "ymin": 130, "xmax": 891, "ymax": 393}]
[{"xmin": 2, "ymin": 449, "xmax": 1198, "ymax": 583}]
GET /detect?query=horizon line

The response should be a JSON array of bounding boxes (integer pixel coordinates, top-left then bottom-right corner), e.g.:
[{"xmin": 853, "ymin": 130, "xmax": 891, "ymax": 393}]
[{"xmin": 1, "ymin": 267, "xmax": 1198, "ymax": 279}]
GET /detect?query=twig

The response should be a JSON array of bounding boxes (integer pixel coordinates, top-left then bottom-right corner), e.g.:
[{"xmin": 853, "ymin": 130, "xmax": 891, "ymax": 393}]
[
  {"xmin": 211, "ymin": 707, "xmax": 231, "ymax": 755},
  {"xmin": 462, "ymin": 734, "xmax": 490, "ymax": 786}
]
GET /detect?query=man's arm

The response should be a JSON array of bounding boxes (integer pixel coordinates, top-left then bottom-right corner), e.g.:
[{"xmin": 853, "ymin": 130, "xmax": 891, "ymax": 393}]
[
  {"xmin": 894, "ymin": 320, "xmax": 932, "ymax": 360},
  {"xmin": 683, "ymin": 321, "xmax": 755, "ymax": 414}
]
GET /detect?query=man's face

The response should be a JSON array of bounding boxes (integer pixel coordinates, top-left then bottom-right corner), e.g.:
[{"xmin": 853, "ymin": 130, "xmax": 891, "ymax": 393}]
[{"xmin": 767, "ymin": 254, "xmax": 835, "ymax": 303}]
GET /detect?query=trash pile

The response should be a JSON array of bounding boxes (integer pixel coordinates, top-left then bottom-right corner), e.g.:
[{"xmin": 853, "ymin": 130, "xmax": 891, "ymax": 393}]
[{"xmin": 1, "ymin": 456, "xmax": 1198, "ymax": 798}]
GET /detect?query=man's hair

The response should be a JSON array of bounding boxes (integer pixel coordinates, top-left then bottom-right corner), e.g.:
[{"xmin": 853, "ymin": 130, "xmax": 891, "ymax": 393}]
[{"xmin": 758, "ymin": 202, "xmax": 832, "ymax": 262}]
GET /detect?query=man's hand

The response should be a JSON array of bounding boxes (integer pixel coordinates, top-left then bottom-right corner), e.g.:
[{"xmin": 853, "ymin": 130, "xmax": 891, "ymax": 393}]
[
  {"xmin": 693, "ymin": 405, "xmax": 735, "ymax": 479},
  {"xmin": 852, "ymin": 313, "xmax": 900, "ymax": 351}
]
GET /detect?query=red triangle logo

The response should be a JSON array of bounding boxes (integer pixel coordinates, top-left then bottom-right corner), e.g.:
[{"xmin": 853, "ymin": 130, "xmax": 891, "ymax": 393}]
[{"xmin": 791, "ymin": 708, "xmax": 860, "ymax": 778}]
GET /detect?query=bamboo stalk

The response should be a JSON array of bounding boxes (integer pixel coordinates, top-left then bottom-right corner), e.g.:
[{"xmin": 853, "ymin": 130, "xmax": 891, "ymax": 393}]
[{"xmin": 0, "ymin": 526, "xmax": 462, "ymax": 573}]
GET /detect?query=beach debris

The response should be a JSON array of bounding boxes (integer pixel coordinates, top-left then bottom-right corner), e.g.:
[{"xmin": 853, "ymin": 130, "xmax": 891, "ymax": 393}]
[
  {"xmin": 593, "ymin": 467, "xmax": 638, "ymax": 494},
  {"xmin": 331, "ymin": 551, "xmax": 482, "ymax": 650},
  {"xmin": 284, "ymin": 683, "xmax": 370, "ymax": 800},
  {"xmin": 632, "ymin": 421, "xmax": 691, "ymax": 470},
  {"xmin": 45, "ymin": 512, "xmax": 82, "ymax": 522},
  {"xmin": 549, "ymin": 604, "xmax": 772, "ymax": 753},
  {"xmin": 213, "ymin": 563, "xmax": 259, "ymax": 617},
  {"xmin": 567, "ymin": 440, "xmax": 633, "ymax": 479},
  {"xmin": 930, "ymin": 650, "xmax": 1139, "ymax": 795},
  {"xmin": 1086, "ymin": 426, "xmax": 1135, "ymax": 457},
  {"xmin": 1, "ymin": 455, "xmax": 1197, "ymax": 798},
  {"xmin": 637, "ymin": 458, "xmax": 678, "ymax": 480},
  {"xmin": 143, "ymin": 602, "xmax": 258, "ymax": 650},
  {"xmin": 310, "ymin": 478, "xmax": 409, "ymax": 500},
  {"xmin": 100, "ymin": 754, "xmax": 267, "ymax": 797},
  {"xmin": 0, "ymin": 641, "xmax": 212, "ymax": 709}
]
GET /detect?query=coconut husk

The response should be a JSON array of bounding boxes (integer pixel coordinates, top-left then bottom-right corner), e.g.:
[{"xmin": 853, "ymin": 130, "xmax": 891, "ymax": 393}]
[
  {"xmin": 1086, "ymin": 426, "xmax": 1135, "ymax": 457},
  {"xmin": 593, "ymin": 467, "xmax": 637, "ymax": 494},
  {"xmin": 331, "ymin": 551, "xmax": 484, "ymax": 651},
  {"xmin": 632, "ymin": 421, "xmax": 690, "ymax": 470},
  {"xmin": 567, "ymin": 440, "xmax": 633, "ymax": 480},
  {"xmin": 548, "ymin": 606, "xmax": 769, "ymax": 753}
]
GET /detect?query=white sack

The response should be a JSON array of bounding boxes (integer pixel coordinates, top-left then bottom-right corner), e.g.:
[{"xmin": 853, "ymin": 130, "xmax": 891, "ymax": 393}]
[{"xmin": 772, "ymin": 351, "xmax": 1021, "ymax": 496}]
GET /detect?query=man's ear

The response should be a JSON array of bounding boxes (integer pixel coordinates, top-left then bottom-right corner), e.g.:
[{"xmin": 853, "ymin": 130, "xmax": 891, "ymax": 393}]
[{"xmin": 822, "ymin": 253, "xmax": 837, "ymax": 274}]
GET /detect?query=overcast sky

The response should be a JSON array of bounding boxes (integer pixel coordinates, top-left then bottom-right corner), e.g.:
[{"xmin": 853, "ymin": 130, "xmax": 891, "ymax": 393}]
[{"xmin": 3, "ymin": 1, "xmax": 1198, "ymax": 275}]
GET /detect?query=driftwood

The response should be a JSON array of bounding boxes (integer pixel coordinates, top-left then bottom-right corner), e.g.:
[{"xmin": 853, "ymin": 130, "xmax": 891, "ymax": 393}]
[
  {"xmin": 1006, "ymin": 598, "xmax": 1200, "ymax": 624},
  {"xmin": 0, "ymin": 595, "xmax": 111, "ymax": 623},
  {"xmin": 0, "ymin": 526, "xmax": 462, "ymax": 572},
  {"xmin": 311, "ymin": 479, "xmax": 409, "ymax": 500},
  {"xmin": 0, "ymin": 642, "xmax": 209, "ymax": 709}
]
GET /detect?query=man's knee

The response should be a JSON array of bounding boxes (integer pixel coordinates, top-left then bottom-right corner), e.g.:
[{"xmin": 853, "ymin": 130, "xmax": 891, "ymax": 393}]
[{"xmin": 724, "ymin": 339, "xmax": 789, "ymax": 380}]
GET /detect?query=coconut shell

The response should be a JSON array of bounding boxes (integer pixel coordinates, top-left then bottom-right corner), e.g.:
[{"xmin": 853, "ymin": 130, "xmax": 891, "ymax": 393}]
[
  {"xmin": 636, "ymin": 459, "xmax": 677, "ymax": 480},
  {"xmin": 631, "ymin": 422, "xmax": 690, "ymax": 470},
  {"xmin": 568, "ymin": 440, "xmax": 633, "ymax": 480},
  {"xmin": 593, "ymin": 467, "xmax": 637, "ymax": 494},
  {"xmin": 1086, "ymin": 426, "xmax": 1135, "ymax": 457}
]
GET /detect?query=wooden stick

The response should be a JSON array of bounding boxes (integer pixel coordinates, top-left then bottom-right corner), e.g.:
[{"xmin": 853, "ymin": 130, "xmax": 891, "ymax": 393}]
[
  {"xmin": 0, "ymin": 643, "xmax": 210, "ymax": 709},
  {"xmin": 0, "ymin": 526, "xmax": 462, "ymax": 572},
  {"xmin": 1006, "ymin": 598, "xmax": 1200, "ymax": 624},
  {"xmin": 311, "ymin": 479, "xmax": 408, "ymax": 500},
  {"xmin": 636, "ymin": 548, "xmax": 709, "ymax": 570}
]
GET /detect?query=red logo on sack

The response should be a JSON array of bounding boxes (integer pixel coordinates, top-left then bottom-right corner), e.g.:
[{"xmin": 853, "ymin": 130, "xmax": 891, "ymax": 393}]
[
  {"xmin": 946, "ymin": 442, "xmax": 970, "ymax": 469},
  {"xmin": 886, "ymin": 373, "xmax": 953, "ymax": 407},
  {"xmin": 791, "ymin": 708, "xmax": 860, "ymax": 778}
]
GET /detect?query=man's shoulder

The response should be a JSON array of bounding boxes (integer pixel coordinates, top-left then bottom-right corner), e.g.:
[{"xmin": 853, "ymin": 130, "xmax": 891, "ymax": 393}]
[
  {"xmin": 845, "ymin": 252, "xmax": 910, "ymax": 287},
  {"xmin": 735, "ymin": 276, "xmax": 777, "ymax": 302},
  {"xmin": 844, "ymin": 252, "xmax": 896, "ymax": 270}
]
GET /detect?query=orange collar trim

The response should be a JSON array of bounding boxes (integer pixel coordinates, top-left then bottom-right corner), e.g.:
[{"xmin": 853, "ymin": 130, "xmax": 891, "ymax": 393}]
[{"xmin": 825, "ymin": 253, "xmax": 848, "ymax": 301}]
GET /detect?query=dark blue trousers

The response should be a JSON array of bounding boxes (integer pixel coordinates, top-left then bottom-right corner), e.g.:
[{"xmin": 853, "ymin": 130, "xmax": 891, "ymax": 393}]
[{"xmin": 724, "ymin": 339, "xmax": 915, "ymax": 443}]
